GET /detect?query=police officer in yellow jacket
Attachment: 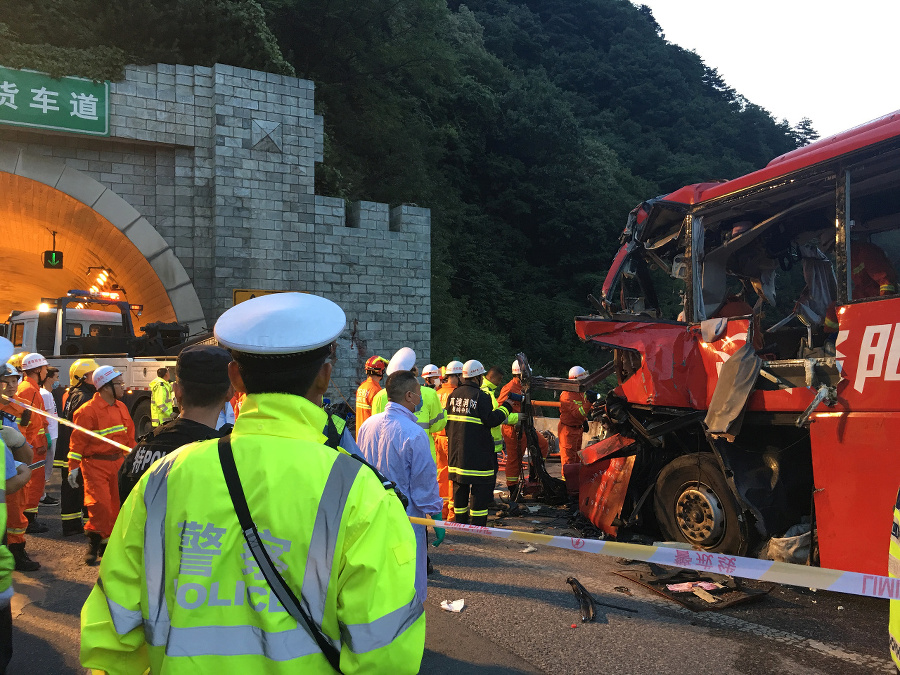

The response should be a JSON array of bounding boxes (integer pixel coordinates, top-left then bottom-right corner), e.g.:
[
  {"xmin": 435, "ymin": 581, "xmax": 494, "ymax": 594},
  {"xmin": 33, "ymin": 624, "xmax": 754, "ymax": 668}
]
[
  {"xmin": 80, "ymin": 293, "xmax": 425, "ymax": 674},
  {"xmin": 149, "ymin": 367, "xmax": 175, "ymax": 427}
]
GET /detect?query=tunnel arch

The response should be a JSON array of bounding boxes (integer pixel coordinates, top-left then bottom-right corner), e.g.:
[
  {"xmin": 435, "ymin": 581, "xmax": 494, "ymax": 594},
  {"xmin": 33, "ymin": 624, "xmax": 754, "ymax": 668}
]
[{"xmin": 0, "ymin": 148, "xmax": 205, "ymax": 334}]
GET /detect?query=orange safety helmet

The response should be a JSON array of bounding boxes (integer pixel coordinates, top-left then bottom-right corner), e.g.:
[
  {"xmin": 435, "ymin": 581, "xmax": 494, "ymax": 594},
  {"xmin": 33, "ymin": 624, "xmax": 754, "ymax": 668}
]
[{"xmin": 365, "ymin": 355, "xmax": 388, "ymax": 376}]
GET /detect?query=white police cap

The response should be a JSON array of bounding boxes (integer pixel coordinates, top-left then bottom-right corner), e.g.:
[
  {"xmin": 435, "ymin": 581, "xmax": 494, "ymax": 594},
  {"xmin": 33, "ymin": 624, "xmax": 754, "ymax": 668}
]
[
  {"xmin": 386, "ymin": 347, "xmax": 416, "ymax": 375},
  {"xmin": 214, "ymin": 292, "xmax": 346, "ymax": 355}
]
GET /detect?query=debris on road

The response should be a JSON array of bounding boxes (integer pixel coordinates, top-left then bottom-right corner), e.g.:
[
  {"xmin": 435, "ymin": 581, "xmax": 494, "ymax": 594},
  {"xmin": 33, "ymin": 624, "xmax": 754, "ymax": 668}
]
[
  {"xmin": 440, "ymin": 599, "xmax": 465, "ymax": 613},
  {"xmin": 566, "ymin": 577, "xmax": 597, "ymax": 622},
  {"xmin": 566, "ymin": 577, "xmax": 638, "ymax": 620},
  {"xmin": 520, "ymin": 544, "xmax": 538, "ymax": 553},
  {"xmin": 613, "ymin": 586, "xmax": 633, "ymax": 596},
  {"xmin": 615, "ymin": 564, "xmax": 770, "ymax": 612}
]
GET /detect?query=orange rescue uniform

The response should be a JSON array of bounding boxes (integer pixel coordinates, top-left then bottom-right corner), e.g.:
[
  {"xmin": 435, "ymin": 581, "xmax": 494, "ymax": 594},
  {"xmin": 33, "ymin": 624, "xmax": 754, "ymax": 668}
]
[
  {"xmin": 16, "ymin": 378, "xmax": 48, "ymax": 517},
  {"xmin": 434, "ymin": 381, "xmax": 456, "ymax": 520},
  {"xmin": 557, "ymin": 391, "xmax": 589, "ymax": 467},
  {"xmin": 355, "ymin": 377, "xmax": 382, "ymax": 437},
  {"xmin": 850, "ymin": 241, "xmax": 898, "ymax": 299},
  {"xmin": 497, "ymin": 378, "xmax": 548, "ymax": 487},
  {"xmin": 69, "ymin": 394, "xmax": 135, "ymax": 539}
]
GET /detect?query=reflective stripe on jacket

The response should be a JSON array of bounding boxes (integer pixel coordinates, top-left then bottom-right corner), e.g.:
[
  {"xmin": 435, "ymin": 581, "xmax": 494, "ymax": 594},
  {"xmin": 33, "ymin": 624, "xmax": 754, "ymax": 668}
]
[
  {"xmin": 446, "ymin": 384, "xmax": 510, "ymax": 485},
  {"xmin": 355, "ymin": 378, "xmax": 382, "ymax": 437},
  {"xmin": 150, "ymin": 377, "xmax": 174, "ymax": 425},
  {"xmin": 15, "ymin": 378, "xmax": 48, "ymax": 450},
  {"xmin": 890, "ymin": 487, "xmax": 900, "ymax": 670},
  {"xmin": 559, "ymin": 391, "xmax": 588, "ymax": 428},
  {"xmin": 481, "ymin": 379, "xmax": 519, "ymax": 450},
  {"xmin": 68, "ymin": 394, "xmax": 135, "ymax": 467},
  {"xmin": 0, "ymin": 438, "xmax": 13, "ymax": 595},
  {"xmin": 79, "ymin": 393, "xmax": 425, "ymax": 674}
]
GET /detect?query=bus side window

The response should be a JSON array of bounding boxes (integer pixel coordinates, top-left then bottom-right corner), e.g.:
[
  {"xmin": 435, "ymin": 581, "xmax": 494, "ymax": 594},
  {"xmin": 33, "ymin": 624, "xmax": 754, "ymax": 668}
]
[
  {"xmin": 66, "ymin": 323, "xmax": 83, "ymax": 337},
  {"xmin": 11, "ymin": 323, "xmax": 23, "ymax": 348}
]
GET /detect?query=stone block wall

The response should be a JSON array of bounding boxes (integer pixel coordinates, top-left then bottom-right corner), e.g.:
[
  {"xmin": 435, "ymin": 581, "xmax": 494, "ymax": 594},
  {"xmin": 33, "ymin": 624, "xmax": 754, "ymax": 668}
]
[{"xmin": 0, "ymin": 62, "xmax": 430, "ymax": 396}]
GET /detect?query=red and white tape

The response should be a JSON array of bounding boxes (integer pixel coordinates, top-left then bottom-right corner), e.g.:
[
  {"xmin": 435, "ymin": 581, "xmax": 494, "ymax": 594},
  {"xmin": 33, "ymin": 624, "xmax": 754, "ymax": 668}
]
[{"xmin": 410, "ymin": 516, "xmax": 899, "ymax": 600}]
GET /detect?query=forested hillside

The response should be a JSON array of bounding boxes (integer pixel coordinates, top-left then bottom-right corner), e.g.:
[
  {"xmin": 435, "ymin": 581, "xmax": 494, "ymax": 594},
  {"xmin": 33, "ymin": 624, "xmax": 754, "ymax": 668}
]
[{"xmin": 0, "ymin": 0, "xmax": 816, "ymax": 375}]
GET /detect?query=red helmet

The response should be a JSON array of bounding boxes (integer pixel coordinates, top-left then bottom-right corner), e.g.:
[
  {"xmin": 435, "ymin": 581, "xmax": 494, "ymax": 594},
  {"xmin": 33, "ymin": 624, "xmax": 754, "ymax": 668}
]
[{"xmin": 365, "ymin": 356, "xmax": 388, "ymax": 375}]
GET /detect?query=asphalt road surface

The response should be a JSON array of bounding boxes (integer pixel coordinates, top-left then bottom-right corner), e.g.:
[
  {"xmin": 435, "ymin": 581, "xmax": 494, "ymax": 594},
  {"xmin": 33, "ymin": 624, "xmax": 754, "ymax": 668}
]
[{"xmin": 8, "ymin": 473, "xmax": 893, "ymax": 674}]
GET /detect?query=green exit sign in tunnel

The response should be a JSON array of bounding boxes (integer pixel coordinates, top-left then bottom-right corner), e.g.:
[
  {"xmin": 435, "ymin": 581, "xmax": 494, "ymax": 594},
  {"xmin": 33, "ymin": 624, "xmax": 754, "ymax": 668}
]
[{"xmin": 42, "ymin": 250, "xmax": 63, "ymax": 269}]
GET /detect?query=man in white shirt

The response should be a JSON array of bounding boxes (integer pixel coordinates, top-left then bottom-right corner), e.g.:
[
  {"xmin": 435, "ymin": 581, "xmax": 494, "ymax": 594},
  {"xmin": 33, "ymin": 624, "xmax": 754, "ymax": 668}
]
[
  {"xmin": 38, "ymin": 368, "xmax": 60, "ymax": 506},
  {"xmin": 357, "ymin": 370, "xmax": 443, "ymax": 602}
]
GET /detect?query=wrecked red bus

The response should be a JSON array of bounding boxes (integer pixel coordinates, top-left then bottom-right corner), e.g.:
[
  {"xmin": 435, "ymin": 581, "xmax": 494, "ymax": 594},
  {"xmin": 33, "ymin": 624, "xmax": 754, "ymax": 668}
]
[{"xmin": 567, "ymin": 110, "xmax": 900, "ymax": 575}]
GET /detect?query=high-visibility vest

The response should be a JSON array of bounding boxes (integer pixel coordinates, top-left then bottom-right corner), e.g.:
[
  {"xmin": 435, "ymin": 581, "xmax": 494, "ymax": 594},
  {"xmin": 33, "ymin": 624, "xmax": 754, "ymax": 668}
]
[
  {"xmin": 80, "ymin": 393, "xmax": 425, "ymax": 674},
  {"xmin": 371, "ymin": 386, "xmax": 446, "ymax": 463},
  {"xmin": 149, "ymin": 377, "xmax": 174, "ymax": 426},
  {"xmin": 480, "ymin": 379, "xmax": 518, "ymax": 452},
  {"xmin": 889, "ymin": 487, "xmax": 900, "ymax": 670},
  {"xmin": 0, "ymin": 439, "xmax": 13, "ymax": 594}
]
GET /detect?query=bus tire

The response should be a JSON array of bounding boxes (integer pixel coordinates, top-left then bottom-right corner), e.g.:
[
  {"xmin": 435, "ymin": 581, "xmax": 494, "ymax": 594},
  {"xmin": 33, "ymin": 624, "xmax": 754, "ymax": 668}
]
[
  {"xmin": 132, "ymin": 399, "xmax": 152, "ymax": 438},
  {"xmin": 654, "ymin": 453, "xmax": 745, "ymax": 554}
]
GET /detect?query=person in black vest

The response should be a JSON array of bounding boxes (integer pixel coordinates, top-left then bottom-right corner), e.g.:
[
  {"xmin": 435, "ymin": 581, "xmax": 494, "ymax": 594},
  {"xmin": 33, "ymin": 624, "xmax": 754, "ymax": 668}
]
[
  {"xmin": 445, "ymin": 359, "xmax": 514, "ymax": 526},
  {"xmin": 118, "ymin": 345, "xmax": 233, "ymax": 504}
]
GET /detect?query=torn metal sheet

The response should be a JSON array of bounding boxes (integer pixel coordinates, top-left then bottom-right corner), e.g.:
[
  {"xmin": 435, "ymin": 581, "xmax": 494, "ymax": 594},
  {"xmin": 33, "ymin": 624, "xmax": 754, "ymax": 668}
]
[
  {"xmin": 614, "ymin": 568, "xmax": 771, "ymax": 612},
  {"xmin": 704, "ymin": 342, "xmax": 762, "ymax": 440}
]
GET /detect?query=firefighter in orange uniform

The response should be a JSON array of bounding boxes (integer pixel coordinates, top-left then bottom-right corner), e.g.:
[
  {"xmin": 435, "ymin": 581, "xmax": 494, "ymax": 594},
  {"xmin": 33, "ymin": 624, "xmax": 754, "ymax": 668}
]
[
  {"xmin": 68, "ymin": 365, "xmax": 135, "ymax": 565},
  {"xmin": 498, "ymin": 360, "xmax": 548, "ymax": 513},
  {"xmin": 15, "ymin": 353, "xmax": 50, "ymax": 534},
  {"xmin": 1, "ymin": 363, "xmax": 40, "ymax": 571},
  {"xmin": 850, "ymin": 240, "xmax": 898, "ymax": 299},
  {"xmin": 355, "ymin": 355, "xmax": 387, "ymax": 437},
  {"xmin": 434, "ymin": 361, "xmax": 463, "ymax": 520},
  {"xmin": 558, "ymin": 366, "xmax": 589, "ymax": 470}
]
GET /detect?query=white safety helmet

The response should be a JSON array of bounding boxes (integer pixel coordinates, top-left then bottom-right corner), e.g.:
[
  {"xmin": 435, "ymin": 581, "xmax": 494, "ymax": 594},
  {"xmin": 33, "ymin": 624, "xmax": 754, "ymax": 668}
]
[
  {"xmin": 386, "ymin": 347, "xmax": 416, "ymax": 376},
  {"xmin": 422, "ymin": 364, "xmax": 440, "ymax": 380},
  {"xmin": 445, "ymin": 360, "xmax": 464, "ymax": 376},
  {"xmin": 92, "ymin": 365, "xmax": 122, "ymax": 390},
  {"xmin": 568, "ymin": 366, "xmax": 586, "ymax": 379},
  {"xmin": 21, "ymin": 352, "xmax": 48, "ymax": 372},
  {"xmin": 463, "ymin": 359, "xmax": 486, "ymax": 379},
  {"xmin": 511, "ymin": 360, "xmax": 521, "ymax": 375}
]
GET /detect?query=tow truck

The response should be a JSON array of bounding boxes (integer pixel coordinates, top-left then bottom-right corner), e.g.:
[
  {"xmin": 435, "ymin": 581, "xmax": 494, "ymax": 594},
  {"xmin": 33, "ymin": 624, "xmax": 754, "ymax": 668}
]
[
  {"xmin": 540, "ymin": 110, "xmax": 900, "ymax": 576},
  {"xmin": 5, "ymin": 290, "xmax": 205, "ymax": 435}
]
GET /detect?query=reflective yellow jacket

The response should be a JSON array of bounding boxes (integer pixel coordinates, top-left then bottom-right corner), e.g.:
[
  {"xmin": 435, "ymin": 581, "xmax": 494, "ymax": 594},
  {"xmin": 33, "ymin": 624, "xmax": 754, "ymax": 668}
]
[
  {"xmin": 481, "ymin": 379, "xmax": 518, "ymax": 453},
  {"xmin": 890, "ymin": 487, "xmax": 900, "ymax": 670},
  {"xmin": 149, "ymin": 377, "xmax": 174, "ymax": 426},
  {"xmin": 371, "ymin": 386, "xmax": 446, "ymax": 464},
  {"xmin": 80, "ymin": 393, "xmax": 425, "ymax": 674}
]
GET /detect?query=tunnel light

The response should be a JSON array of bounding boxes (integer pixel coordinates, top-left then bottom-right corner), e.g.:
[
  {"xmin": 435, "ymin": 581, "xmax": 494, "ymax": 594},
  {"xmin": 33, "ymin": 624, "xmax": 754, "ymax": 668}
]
[
  {"xmin": 38, "ymin": 303, "xmax": 50, "ymax": 312},
  {"xmin": 89, "ymin": 285, "xmax": 99, "ymax": 293}
]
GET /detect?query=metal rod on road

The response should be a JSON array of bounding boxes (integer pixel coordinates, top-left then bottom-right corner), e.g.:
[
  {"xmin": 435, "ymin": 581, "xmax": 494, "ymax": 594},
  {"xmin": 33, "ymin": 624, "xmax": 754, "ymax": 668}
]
[{"xmin": 0, "ymin": 394, "xmax": 131, "ymax": 453}]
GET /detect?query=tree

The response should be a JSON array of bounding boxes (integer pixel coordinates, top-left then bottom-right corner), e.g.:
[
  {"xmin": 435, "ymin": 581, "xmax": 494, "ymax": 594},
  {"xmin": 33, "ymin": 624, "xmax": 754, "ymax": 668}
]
[{"xmin": 792, "ymin": 117, "xmax": 820, "ymax": 146}]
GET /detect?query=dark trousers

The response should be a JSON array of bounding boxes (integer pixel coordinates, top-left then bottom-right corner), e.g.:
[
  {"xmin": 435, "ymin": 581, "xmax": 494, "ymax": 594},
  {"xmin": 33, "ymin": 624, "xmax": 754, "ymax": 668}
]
[
  {"xmin": 0, "ymin": 603, "xmax": 11, "ymax": 674},
  {"xmin": 452, "ymin": 482, "xmax": 493, "ymax": 526},
  {"xmin": 59, "ymin": 467, "xmax": 85, "ymax": 535}
]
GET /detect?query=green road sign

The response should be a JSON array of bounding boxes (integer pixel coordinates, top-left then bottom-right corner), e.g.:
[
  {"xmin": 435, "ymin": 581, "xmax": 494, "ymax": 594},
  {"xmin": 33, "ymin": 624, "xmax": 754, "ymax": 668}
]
[
  {"xmin": 0, "ymin": 66, "xmax": 109, "ymax": 136},
  {"xmin": 43, "ymin": 250, "xmax": 64, "ymax": 269}
]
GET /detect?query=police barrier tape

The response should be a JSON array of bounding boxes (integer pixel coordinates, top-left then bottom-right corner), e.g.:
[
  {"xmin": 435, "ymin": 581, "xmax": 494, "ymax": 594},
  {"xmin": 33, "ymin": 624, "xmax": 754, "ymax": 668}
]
[
  {"xmin": 410, "ymin": 516, "xmax": 900, "ymax": 601},
  {"xmin": 0, "ymin": 393, "xmax": 131, "ymax": 453}
]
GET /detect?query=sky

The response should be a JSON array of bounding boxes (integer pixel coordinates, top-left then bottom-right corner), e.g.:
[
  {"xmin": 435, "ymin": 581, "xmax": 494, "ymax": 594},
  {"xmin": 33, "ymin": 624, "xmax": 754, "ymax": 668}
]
[{"xmin": 632, "ymin": 1, "xmax": 900, "ymax": 139}]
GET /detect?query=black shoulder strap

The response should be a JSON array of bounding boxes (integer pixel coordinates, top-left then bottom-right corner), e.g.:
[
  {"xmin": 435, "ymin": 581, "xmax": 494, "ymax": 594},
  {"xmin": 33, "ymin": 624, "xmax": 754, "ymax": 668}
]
[{"xmin": 217, "ymin": 437, "xmax": 343, "ymax": 673}]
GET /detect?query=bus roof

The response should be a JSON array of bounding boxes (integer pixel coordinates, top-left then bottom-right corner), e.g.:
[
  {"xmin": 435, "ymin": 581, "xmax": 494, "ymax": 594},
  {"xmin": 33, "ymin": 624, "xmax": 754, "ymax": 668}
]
[
  {"xmin": 661, "ymin": 109, "xmax": 900, "ymax": 207},
  {"xmin": 11, "ymin": 308, "xmax": 123, "ymax": 322}
]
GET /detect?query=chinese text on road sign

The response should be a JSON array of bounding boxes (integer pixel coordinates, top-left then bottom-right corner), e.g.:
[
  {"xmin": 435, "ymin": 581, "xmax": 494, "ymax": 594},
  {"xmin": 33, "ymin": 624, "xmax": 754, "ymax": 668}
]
[{"xmin": 0, "ymin": 66, "xmax": 109, "ymax": 137}]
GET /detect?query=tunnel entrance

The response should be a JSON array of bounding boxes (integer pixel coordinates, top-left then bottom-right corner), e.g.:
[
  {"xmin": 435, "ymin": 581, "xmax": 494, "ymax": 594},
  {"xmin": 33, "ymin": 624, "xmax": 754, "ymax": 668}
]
[{"xmin": 0, "ymin": 152, "xmax": 205, "ymax": 338}]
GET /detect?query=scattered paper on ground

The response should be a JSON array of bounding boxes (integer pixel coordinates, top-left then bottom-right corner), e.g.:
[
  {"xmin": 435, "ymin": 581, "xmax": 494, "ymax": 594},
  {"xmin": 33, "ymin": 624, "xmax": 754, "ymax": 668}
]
[
  {"xmin": 520, "ymin": 544, "xmax": 538, "ymax": 553},
  {"xmin": 440, "ymin": 599, "xmax": 465, "ymax": 613}
]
